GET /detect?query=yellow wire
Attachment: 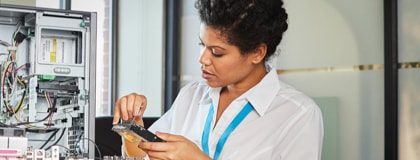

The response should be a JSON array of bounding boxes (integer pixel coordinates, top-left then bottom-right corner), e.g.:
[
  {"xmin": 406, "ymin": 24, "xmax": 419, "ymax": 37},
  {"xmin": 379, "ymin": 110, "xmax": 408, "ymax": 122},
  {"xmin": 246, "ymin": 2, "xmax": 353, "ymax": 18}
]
[
  {"xmin": 13, "ymin": 77, "xmax": 26, "ymax": 114},
  {"xmin": 12, "ymin": 92, "xmax": 52, "ymax": 130}
]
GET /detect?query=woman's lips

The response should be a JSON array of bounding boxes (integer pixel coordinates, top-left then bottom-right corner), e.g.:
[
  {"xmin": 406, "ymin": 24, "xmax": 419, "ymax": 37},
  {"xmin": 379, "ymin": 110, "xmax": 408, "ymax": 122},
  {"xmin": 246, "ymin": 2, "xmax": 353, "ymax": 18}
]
[{"xmin": 202, "ymin": 70, "xmax": 214, "ymax": 79}]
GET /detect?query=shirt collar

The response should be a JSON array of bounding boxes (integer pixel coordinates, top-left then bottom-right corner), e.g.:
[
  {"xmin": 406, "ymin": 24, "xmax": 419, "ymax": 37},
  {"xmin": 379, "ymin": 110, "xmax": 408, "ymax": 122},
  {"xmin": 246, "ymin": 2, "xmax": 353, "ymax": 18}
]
[
  {"xmin": 207, "ymin": 68, "xmax": 280, "ymax": 117},
  {"xmin": 209, "ymin": 87, "xmax": 221, "ymax": 104},
  {"xmin": 245, "ymin": 69, "xmax": 280, "ymax": 116}
]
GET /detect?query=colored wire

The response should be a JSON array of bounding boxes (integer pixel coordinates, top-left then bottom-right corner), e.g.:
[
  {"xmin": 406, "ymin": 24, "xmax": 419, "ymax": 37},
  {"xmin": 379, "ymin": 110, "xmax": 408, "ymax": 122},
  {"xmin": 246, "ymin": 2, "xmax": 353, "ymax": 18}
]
[
  {"xmin": 15, "ymin": 63, "xmax": 27, "ymax": 72},
  {"xmin": 13, "ymin": 76, "xmax": 26, "ymax": 114},
  {"xmin": 0, "ymin": 40, "xmax": 11, "ymax": 46},
  {"xmin": 9, "ymin": 92, "xmax": 57, "ymax": 128},
  {"xmin": 2, "ymin": 61, "xmax": 15, "ymax": 102},
  {"xmin": 1, "ymin": 62, "xmax": 15, "ymax": 114},
  {"xmin": 12, "ymin": 22, "xmax": 22, "ymax": 47},
  {"xmin": 45, "ymin": 92, "xmax": 54, "ymax": 129}
]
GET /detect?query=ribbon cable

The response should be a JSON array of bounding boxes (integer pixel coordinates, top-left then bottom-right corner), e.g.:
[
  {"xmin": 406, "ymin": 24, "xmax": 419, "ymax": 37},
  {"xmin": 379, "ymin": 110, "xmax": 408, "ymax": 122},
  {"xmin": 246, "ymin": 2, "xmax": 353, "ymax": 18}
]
[{"xmin": 201, "ymin": 102, "xmax": 253, "ymax": 160}]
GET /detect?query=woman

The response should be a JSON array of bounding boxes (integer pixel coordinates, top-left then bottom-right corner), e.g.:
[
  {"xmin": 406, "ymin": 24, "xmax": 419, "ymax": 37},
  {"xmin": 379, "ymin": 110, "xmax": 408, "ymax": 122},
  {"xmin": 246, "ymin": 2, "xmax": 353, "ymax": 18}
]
[{"xmin": 113, "ymin": 0, "xmax": 324, "ymax": 159}]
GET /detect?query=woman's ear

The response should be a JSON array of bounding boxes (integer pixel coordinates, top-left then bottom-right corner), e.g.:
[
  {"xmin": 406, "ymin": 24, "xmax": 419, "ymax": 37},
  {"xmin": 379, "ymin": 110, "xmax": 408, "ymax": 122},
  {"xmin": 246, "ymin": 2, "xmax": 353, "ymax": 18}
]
[{"xmin": 251, "ymin": 43, "xmax": 267, "ymax": 64}]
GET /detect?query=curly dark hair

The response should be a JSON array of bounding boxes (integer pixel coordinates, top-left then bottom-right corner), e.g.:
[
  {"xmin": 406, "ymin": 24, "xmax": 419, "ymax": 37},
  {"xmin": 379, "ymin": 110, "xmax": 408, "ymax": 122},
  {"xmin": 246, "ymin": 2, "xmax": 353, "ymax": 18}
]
[{"xmin": 195, "ymin": 0, "xmax": 288, "ymax": 61}]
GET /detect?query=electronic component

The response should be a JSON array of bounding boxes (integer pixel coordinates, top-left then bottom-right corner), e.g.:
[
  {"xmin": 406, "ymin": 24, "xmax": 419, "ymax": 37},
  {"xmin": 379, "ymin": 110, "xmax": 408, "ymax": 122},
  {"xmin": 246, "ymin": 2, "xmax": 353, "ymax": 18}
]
[
  {"xmin": 0, "ymin": 4, "xmax": 96, "ymax": 159},
  {"xmin": 0, "ymin": 148, "xmax": 24, "ymax": 159},
  {"xmin": 0, "ymin": 127, "xmax": 26, "ymax": 137},
  {"xmin": 51, "ymin": 146, "xmax": 60, "ymax": 160},
  {"xmin": 112, "ymin": 122, "xmax": 164, "ymax": 142},
  {"xmin": 26, "ymin": 149, "xmax": 34, "ymax": 160},
  {"xmin": 34, "ymin": 149, "xmax": 45, "ymax": 160},
  {"xmin": 14, "ymin": 32, "xmax": 27, "ymax": 43},
  {"xmin": 0, "ymin": 127, "xmax": 28, "ymax": 156}
]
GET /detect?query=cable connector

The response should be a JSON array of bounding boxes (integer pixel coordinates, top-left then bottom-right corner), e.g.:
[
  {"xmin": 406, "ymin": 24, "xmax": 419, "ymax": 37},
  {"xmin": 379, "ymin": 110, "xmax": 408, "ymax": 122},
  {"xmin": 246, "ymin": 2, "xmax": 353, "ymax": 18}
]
[{"xmin": 14, "ymin": 32, "xmax": 27, "ymax": 44}]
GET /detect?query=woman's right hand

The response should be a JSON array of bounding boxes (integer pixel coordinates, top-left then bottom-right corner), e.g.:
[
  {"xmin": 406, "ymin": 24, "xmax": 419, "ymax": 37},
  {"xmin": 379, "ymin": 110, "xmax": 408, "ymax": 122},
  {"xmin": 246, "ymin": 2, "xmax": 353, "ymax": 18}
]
[
  {"xmin": 113, "ymin": 93, "xmax": 148, "ymax": 158},
  {"xmin": 112, "ymin": 93, "xmax": 148, "ymax": 126}
]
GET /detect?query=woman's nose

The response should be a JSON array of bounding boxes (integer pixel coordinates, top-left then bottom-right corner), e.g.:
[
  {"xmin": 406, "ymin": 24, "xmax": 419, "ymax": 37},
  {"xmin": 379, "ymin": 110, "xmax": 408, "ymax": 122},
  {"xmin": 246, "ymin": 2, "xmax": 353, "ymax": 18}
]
[{"xmin": 199, "ymin": 47, "xmax": 211, "ymax": 66}]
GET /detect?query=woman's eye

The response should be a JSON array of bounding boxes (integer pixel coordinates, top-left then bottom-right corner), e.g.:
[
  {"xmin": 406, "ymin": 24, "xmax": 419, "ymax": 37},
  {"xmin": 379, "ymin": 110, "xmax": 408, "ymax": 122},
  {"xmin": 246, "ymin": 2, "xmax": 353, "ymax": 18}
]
[
  {"xmin": 211, "ymin": 48, "xmax": 223, "ymax": 57},
  {"xmin": 212, "ymin": 53, "xmax": 223, "ymax": 57},
  {"xmin": 198, "ymin": 42, "xmax": 204, "ymax": 46}
]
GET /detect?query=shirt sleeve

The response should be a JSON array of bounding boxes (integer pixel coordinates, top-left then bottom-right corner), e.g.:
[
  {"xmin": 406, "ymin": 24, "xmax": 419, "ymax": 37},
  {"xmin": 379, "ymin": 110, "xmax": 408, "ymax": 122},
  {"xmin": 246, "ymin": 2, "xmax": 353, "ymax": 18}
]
[
  {"xmin": 273, "ymin": 103, "xmax": 324, "ymax": 160},
  {"xmin": 148, "ymin": 106, "xmax": 173, "ymax": 133}
]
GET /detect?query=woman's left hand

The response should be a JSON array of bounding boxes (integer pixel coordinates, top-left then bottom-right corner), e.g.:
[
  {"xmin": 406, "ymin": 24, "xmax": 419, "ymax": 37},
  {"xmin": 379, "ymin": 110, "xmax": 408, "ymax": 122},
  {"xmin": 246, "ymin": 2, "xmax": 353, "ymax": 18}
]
[{"xmin": 138, "ymin": 132, "xmax": 211, "ymax": 160}]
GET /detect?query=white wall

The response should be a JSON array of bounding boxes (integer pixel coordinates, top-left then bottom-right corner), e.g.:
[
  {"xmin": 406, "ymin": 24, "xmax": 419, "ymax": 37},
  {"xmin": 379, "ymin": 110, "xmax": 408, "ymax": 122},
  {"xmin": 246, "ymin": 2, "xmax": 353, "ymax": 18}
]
[
  {"xmin": 280, "ymin": 0, "xmax": 384, "ymax": 159},
  {"xmin": 118, "ymin": 0, "xmax": 164, "ymax": 116}
]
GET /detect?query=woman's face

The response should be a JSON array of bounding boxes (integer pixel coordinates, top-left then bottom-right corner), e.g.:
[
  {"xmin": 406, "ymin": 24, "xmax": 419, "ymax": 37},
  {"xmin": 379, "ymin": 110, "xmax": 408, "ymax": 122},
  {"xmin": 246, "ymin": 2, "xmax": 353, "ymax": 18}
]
[{"xmin": 199, "ymin": 24, "xmax": 260, "ymax": 88}]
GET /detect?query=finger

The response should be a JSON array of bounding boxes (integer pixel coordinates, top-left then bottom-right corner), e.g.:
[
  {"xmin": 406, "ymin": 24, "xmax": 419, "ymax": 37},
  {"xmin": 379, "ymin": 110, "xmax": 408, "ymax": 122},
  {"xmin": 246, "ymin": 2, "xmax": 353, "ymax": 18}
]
[
  {"xmin": 139, "ymin": 141, "xmax": 174, "ymax": 153},
  {"xmin": 127, "ymin": 93, "xmax": 137, "ymax": 119},
  {"xmin": 149, "ymin": 155, "xmax": 166, "ymax": 160},
  {"xmin": 147, "ymin": 150, "xmax": 170, "ymax": 160},
  {"xmin": 134, "ymin": 95, "xmax": 147, "ymax": 116},
  {"xmin": 112, "ymin": 99, "xmax": 122, "ymax": 124},
  {"xmin": 119, "ymin": 96, "xmax": 129, "ymax": 121},
  {"xmin": 133, "ymin": 95, "xmax": 142, "ymax": 116},
  {"xmin": 133, "ymin": 106, "xmax": 141, "ymax": 117},
  {"xmin": 134, "ymin": 116, "xmax": 144, "ymax": 126},
  {"xmin": 155, "ymin": 132, "xmax": 184, "ymax": 142}
]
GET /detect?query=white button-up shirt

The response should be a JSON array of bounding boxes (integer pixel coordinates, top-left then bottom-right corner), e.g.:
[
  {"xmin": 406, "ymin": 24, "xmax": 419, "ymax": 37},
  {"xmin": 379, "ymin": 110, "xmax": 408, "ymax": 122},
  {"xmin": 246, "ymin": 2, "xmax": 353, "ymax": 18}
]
[{"xmin": 149, "ymin": 69, "xmax": 324, "ymax": 159}]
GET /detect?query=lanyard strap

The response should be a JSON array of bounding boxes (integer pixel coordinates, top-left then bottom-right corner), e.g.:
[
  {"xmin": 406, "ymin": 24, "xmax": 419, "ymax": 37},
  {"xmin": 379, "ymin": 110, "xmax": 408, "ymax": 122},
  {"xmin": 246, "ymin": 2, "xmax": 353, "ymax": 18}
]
[{"xmin": 201, "ymin": 102, "xmax": 253, "ymax": 160}]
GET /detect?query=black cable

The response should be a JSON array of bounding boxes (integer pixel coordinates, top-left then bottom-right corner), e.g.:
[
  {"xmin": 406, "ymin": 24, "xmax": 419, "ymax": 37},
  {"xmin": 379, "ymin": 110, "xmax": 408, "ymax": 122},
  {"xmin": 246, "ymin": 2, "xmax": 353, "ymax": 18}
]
[
  {"xmin": 39, "ymin": 128, "xmax": 60, "ymax": 149},
  {"xmin": 0, "ymin": 122, "xmax": 8, "ymax": 127},
  {"xmin": 52, "ymin": 92, "xmax": 57, "ymax": 110},
  {"xmin": 26, "ymin": 128, "xmax": 60, "ymax": 133},
  {"xmin": 78, "ymin": 137, "xmax": 102, "ymax": 160},
  {"xmin": 45, "ymin": 127, "xmax": 66, "ymax": 151},
  {"xmin": 14, "ymin": 90, "xmax": 26, "ymax": 113},
  {"xmin": 3, "ymin": 100, "xmax": 14, "ymax": 114}
]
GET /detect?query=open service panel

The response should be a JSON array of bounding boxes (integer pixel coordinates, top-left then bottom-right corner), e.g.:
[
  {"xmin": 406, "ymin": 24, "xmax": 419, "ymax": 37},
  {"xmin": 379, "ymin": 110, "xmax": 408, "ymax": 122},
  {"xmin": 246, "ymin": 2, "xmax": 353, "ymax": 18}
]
[{"xmin": 0, "ymin": 4, "xmax": 97, "ymax": 159}]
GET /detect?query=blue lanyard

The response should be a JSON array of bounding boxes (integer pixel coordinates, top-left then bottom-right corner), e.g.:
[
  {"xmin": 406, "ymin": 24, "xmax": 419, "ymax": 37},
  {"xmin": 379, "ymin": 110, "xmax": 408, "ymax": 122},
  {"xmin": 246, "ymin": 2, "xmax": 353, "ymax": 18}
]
[{"xmin": 201, "ymin": 102, "xmax": 253, "ymax": 160}]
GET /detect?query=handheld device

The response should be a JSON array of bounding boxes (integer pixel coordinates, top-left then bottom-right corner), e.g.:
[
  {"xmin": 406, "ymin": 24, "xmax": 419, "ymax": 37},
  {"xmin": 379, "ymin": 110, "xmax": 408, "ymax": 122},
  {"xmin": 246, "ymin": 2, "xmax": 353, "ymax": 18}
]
[{"xmin": 112, "ymin": 122, "xmax": 165, "ymax": 142}]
